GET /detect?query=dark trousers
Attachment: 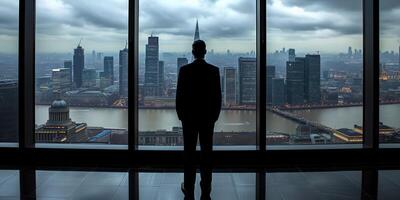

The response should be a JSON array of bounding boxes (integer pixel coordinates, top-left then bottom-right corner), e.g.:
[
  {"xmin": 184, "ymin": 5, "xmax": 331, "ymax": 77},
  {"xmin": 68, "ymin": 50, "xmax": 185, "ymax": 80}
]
[{"xmin": 183, "ymin": 121, "xmax": 214, "ymax": 200}]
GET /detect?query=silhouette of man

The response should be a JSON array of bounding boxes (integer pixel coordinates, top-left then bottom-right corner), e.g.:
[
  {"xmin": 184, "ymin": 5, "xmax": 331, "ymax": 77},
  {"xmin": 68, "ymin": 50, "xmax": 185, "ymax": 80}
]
[{"xmin": 176, "ymin": 40, "xmax": 221, "ymax": 200}]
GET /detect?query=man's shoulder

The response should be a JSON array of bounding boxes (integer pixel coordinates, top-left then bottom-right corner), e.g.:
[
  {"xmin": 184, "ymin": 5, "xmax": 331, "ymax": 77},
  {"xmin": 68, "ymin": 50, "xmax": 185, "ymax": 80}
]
[{"xmin": 181, "ymin": 61, "xmax": 219, "ymax": 72}]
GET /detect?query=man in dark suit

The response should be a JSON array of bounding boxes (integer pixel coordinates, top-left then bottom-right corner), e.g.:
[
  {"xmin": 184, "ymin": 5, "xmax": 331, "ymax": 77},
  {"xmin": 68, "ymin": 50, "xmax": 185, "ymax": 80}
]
[{"xmin": 176, "ymin": 40, "xmax": 222, "ymax": 200}]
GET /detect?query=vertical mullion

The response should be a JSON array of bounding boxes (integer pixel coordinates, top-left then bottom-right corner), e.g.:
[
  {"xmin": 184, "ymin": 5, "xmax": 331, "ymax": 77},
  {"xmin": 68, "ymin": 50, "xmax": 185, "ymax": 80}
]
[
  {"xmin": 363, "ymin": 0, "xmax": 379, "ymax": 149},
  {"xmin": 19, "ymin": 0, "xmax": 35, "ymax": 149},
  {"xmin": 128, "ymin": 0, "xmax": 138, "ymax": 150},
  {"xmin": 257, "ymin": 0, "xmax": 267, "ymax": 151}
]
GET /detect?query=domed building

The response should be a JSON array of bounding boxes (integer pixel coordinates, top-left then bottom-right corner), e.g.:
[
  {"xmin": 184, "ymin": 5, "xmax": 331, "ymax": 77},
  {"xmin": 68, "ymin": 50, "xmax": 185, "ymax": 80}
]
[{"xmin": 35, "ymin": 99, "xmax": 87, "ymax": 143}]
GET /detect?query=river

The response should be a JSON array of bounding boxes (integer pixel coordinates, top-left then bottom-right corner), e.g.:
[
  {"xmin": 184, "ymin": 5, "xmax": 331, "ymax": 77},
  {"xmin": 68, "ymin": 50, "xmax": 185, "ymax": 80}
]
[{"xmin": 35, "ymin": 104, "xmax": 400, "ymax": 134}]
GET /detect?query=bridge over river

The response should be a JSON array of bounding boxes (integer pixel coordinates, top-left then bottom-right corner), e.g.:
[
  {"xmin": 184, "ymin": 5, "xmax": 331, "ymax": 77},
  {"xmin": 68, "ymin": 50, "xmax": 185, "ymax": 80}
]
[{"xmin": 268, "ymin": 108, "xmax": 336, "ymax": 134}]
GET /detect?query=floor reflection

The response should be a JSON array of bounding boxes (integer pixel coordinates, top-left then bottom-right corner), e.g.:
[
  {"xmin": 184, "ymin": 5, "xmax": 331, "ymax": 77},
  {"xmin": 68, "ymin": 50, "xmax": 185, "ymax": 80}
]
[
  {"xmin": 1, "ymin": 168, "xmax": 400, "ymax": 199},
  {"xmin": 267, "ymin": 171, "xmax": 361, "ymax": 200},
  {"xmin": 139, "ymin": 173, "xmax": 255, "ymax": 200}
]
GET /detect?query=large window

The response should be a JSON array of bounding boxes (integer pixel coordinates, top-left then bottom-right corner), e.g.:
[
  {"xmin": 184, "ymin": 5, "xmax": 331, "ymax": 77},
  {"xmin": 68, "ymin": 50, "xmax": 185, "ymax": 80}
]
[
  {"xmin": 379, "ymin": 0, "xmax": 400, "ymax": 146},
  {"xmin": 0, "ymin": 0, "xmax": 19, "ymax": 145},
  {"xmin": 34, "ymin": 0, "xmax": 128, "ymax": 148},
  {"xmin": 138, "ymin": 0, "xmax": 257, "ymax": 149},
  {"xmin": 266, "ymin": 0, "xmax": 364, "ymax": 147}
]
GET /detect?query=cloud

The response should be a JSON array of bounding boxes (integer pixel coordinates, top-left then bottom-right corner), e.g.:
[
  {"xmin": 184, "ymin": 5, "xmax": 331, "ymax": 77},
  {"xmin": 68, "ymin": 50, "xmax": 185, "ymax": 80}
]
[
  {"xmin": 0, "ymin": 0, "xmax": 400, "ymax": 53},
  {"xmin": 267, "ymin": 0, "xmax": 362, "ymax": 37}
]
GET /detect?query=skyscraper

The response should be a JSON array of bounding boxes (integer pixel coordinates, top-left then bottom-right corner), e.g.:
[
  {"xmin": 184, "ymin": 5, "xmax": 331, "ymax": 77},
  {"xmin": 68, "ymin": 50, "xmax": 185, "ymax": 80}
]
[
  {"xmin": 272, "ymin": 78, "xmax": 285, "ymax": 106},
  {"xmin": 288, "ymin": 48, "xmax": 296, "ymax": 62},
  {"xmin": 51, "ymin": 68, "xmax": 71, "ymax": 94},
  {"xmin": 194, "ymin": 19, "xmax": 200, "ymax": 41},
  {"xmin": 158, "ymin": 60, "xmax": 165, "ymax": 96},
  {"xmin": 103, "ymin": 56, "xmax": 114, "ymax": 83},
  {"xmin": 119, "ymin": 45, "xmax": 128, "ymax": 97},
  {"xmin": 238, "ymin": 57, "xmax": 256, "ymax": 105},
  {"xmin": 223, "ymin": 67, "xmax": 237, "ymax": 106},
  {"xmin": 286, "ymin": 58, "xmax": 305, "ymax": 105},
  {"xmin": 73, "ymin": 44, "xmax": 84, "ymax": 88},
  {"xmin": 82, "ymin": 69, "xmax": 97, "ymax": 88},
  {"xmin": 177, "ymin": 57, "xmax": 188, "ymax": 73},
  {"xmin": 144, "ymin": 35, "xmax": 159, "ymax": 96},
  {"xmin": 304, "ymin": 54, "xmax": 321, "ymax": 104},
  {"xmin": 0, "ymin": 80, "xmax": 18, "ymax": 142},
  {"xmin": 64, "ymin": 60, "xmax": 72, "ymax": 83},
  {"xmin": 267, "ymin": 65, "xmax": 276, "ymax": 105}
]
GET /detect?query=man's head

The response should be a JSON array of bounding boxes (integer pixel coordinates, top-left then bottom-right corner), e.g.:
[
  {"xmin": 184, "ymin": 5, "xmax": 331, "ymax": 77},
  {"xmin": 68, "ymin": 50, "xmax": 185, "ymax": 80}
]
[{"xmin": 192, "ymin": 40, "xmax": 207, "ymax": 59}]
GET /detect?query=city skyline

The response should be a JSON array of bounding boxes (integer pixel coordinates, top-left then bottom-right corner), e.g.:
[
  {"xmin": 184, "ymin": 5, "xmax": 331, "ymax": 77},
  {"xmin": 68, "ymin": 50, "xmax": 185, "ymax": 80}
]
[{"xmin": 2, "ymin": 0, "xmax": 400, "ymax": 54}]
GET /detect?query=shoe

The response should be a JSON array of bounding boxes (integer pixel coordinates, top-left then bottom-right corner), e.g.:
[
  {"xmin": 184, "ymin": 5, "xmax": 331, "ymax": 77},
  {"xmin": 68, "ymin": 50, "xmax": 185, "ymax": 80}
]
[{"xmin": 181, "ymin": 182, "xmax": 194, "ymax": 200}]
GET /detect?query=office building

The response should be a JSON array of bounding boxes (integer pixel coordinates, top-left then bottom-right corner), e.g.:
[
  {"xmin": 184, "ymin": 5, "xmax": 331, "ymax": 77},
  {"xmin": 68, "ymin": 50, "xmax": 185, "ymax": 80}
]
[
  {"xmin": 286, "ymin": 58, "xmax": 305, "ymax": 105},
  {"xmin": 119, "ymin": 45, "xmax": 129, "ymax": 97},
  {"xmin": 304, "ymin": 54, "xmax": 321, "ymax": 104},
  {"xmin": 223, "ymin": 67, "xmax": 237, "ymax": 106},
  {"xmin": 64, "ymin": 60, "xmax": 72, "ymax": 83},
  {"xmin": 103, "ymin": 56, "xmax": 114, "ymax": 82},
  {"xmin": 288, "ymin": 48, "xmax": 296, "ymax": 62},
  {"xmin": 158, "ymin": 60, "xmax": 165, "ymax": 96},
  {"xmin": 267, "ymin": 65, "xmax": 276, "ymax": 105},
  {"xmin": 144, "ymin": 35, "xmax": 159, "ymax": 96},
  {"xmin": 177, "ymin": 57, "xmax": 188, "ymax": 73},
  {"xmin": 73, "ymin": 44, "xmax": 84, "ymax": 88},
  {"xmin": 238, "ymin": 57, "xmax": 256, "ymax": 105},
  {"xmin": 82, "ymin": 69, "xmax": 97, "ymax": 88},
  {"xmin": 272, "ymin": 78, "xmax": 285, "ymax": 106},
  {"xmin": 0, "ymin": 80, "xmax": 18, "ymax": 142},
  {"xmin": 51, "ymin": 68, "xmax": 71, "ymax": 95}
]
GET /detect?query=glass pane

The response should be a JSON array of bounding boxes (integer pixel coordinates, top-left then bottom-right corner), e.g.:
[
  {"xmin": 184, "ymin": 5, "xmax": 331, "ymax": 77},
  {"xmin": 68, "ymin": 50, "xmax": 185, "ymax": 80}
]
[
  {"xmin": 35, "ymin": 0, "xmax": 128, "ymax": 148},
  {"xmin": 138, "ymin": 0, "xmax": 257, "ymax": 150},
  {"xmin": 140, "ymin": 172, "xmax": 255, "ymax": 199},
  {"xmin": 267, "ymin": 171, "xmax": 361, "ymax": 199},
  {"xmin": 266, "ymin": 0, "xmax": 363, "ymax": 148},
  {"xmin": 0, "ymin": 0, "xmax": 19, "ymax": 144},
  {"xmin": 379, "ymin": 0, "xmax": 400, "ymax": 146},
  {"xmin": 36, "ymin": 171, "xmax": 128, "ymax": 199}
]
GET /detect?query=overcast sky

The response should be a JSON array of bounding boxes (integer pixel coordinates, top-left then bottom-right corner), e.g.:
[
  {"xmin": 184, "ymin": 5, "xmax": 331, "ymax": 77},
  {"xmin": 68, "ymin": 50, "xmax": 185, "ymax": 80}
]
[{"xmin": 0, "ymin": 0, "xmax": 399, "ymax": 54}]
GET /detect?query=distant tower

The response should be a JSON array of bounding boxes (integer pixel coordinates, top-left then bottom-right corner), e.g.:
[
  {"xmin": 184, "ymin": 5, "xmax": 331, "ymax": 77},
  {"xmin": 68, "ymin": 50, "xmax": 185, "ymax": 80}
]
[
  {"xmin": 144, "ymin": 35, "xmax": 159, "ymax": 96},
  {"xmin": 288, "ymin": 49, "xmax": 295, "ymax": 62},
  {"xmin": 73, "ymin": 41, "xmax": 84, "ymax": 88},
  {"xmin": 119, "ymin": 43, "xmax": 128, "ymax": 97},
  {"xmin": 194, "ymin": 19, "xmax": 200, "ymax": 41}
]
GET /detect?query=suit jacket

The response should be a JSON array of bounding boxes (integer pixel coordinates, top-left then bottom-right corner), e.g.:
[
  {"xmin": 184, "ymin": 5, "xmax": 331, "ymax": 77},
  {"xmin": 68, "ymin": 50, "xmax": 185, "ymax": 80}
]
[{"xmin": 176, "ymin": 59, "xmax": 222, "ymax": 124}]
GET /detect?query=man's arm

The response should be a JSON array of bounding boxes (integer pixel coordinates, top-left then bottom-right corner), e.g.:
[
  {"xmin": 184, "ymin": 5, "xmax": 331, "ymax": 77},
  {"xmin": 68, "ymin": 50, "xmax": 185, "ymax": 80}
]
[
  {"xmin": 213, "ymin": 68, "xmax": 222, "ymax": 122},
  {"xmin": 176, "ymin": 68, "xmax": 184, "ymax": 121}
]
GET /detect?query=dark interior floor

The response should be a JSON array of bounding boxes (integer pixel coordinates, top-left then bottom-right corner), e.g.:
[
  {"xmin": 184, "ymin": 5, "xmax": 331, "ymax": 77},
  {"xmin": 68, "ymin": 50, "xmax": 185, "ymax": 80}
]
[{"xmin": 0, "ymin": 168, "xmax": 399, "ymax": 199}]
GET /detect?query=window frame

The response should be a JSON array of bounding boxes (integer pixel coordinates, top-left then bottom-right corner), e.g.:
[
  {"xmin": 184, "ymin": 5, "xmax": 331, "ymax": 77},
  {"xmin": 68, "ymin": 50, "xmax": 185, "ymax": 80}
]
[{"xmin": 6, "ymin": 0, "xmax": 395, "ymax": 167}]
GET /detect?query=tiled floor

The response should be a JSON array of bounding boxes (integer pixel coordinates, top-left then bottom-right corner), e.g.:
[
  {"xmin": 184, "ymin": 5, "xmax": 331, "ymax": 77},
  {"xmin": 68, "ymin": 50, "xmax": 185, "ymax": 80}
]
[
  {"xmin": 0, "ymin": 170, "xmax": 19, "ymax": 200},
  {"xmin": 0, "ymin": 169, "xmax": 400, "ymax": 199},
  {"xmin": 378, "ymin": 170, "xmax": 400, "ymax": 200},
  {"xmin": 36, "ymin": 171, "xmax": 128, "ymax": 200},
  {"xmin": 267, "ymin": 171, "xmax": 362, "ymax": 200},
  {"xmin": 139, "ymin": 173, "xmax": 255, "ymax": 200}
]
